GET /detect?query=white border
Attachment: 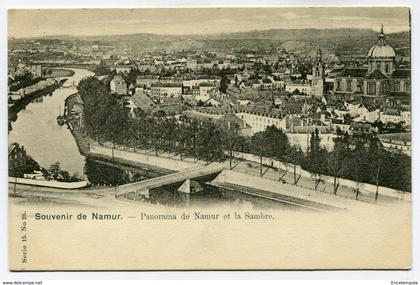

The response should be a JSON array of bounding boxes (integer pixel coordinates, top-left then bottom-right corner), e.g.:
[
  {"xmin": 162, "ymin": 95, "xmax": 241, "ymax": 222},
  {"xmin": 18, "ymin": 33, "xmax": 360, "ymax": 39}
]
[{"xmin": 0, "ymin": 0, "xmax": 418, "ymax": 281}]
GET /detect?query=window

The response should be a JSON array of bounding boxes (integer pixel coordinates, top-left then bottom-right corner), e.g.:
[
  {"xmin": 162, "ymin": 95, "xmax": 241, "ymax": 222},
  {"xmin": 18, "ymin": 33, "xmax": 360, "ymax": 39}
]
[
  {"xmin": 393, "ymin": 82, "xmax": 400, "ymax": 92},
  {"xmin": 368, "ymin": 82, "xmax": 376, "ymax": 95},
  {"xmin": 385, "ymin": 62, "xmax": 390, "ymax": 73},
  {"xmin": 357, "ymin": 80, "xmax": 363, "ymax": 92},
  {"xmin": 336, "ymin": 79, "xmax": 341, "ymax": 91},
  {"xmin": 346, "ymin": 79, "xmax": 352, "ymax": 92},
  {"xmin": 376, "ymin": 62, "xmax": 381, "ymax": 70},
  {"xmin": 404, "ymin": 81, "xmax": 410, "ymax": 92},
  {"xmin": 381, "ymin": 82, "xmax": 388, "ymax": 93}
]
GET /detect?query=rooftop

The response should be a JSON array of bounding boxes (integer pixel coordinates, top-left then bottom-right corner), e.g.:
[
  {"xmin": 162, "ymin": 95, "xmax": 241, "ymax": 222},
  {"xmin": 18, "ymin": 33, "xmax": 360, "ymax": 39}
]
[
  {"xmin": 365, "ymin": 69, "xmax": 388, "ymax": 80},
  {"xmin": 336, "ymin": 68, "xmax": 367, "ymax": 78},
  {"xmin": 378, "ymin": 132, "xmax": 411, "ymax": 142},
  {"xmin": 391, "ymin": 69, "xmax": 411, "ymax": 79}
]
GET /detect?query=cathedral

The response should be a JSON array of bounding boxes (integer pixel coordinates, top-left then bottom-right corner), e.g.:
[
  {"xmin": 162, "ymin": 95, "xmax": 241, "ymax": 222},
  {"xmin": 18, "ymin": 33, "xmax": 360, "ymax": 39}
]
[{"xmin": 330, "ymin": 26, "xmax": 410, "ymax": 97}]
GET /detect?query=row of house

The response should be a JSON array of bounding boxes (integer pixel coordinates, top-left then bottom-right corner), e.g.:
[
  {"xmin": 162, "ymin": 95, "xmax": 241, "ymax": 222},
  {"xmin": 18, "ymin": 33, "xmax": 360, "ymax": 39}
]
[
  {"xmin": 110, "ymin": 74, "xmax": 221, "ymax": 103},
  {"xmin": 326, "ymin": 101, "xmax": 411, "ymax": 126}
]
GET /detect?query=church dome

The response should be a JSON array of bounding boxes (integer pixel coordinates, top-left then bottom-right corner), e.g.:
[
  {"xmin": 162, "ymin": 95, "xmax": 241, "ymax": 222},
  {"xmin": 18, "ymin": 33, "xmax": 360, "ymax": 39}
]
[
  {"xmin": 368, "ymin": 44, "xmax": 395, "ymax": 58},
  {"xmin": 367, "ymin": 25, "xmax": 396, "ymax": 58}
]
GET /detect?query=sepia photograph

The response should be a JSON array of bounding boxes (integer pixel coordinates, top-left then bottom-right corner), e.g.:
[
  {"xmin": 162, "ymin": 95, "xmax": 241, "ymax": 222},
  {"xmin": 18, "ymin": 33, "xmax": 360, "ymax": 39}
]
[{"xmin": 6, "ymin": 7, "xmax": 412, "ymax": 271}]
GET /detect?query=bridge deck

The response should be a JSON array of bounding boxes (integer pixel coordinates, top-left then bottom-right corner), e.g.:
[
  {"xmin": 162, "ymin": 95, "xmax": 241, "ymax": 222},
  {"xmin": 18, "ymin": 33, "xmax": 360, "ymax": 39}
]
[{"xmin": 117, "ymin": 163, "xmax": 227, "ymax": 196}]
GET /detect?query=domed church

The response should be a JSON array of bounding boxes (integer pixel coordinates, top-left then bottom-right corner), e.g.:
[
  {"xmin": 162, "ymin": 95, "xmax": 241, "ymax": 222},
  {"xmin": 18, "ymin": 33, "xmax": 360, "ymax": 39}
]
[{"xmin": 333, "ymin": 25, "xmax": 410, "ymax": 97}]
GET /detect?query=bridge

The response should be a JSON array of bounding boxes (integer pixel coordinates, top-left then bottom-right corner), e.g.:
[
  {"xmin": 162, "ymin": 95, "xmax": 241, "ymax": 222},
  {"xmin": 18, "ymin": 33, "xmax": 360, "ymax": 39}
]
[{"xmin": 116, "ymin": 163, "xmax": 227, "ymax": 198}]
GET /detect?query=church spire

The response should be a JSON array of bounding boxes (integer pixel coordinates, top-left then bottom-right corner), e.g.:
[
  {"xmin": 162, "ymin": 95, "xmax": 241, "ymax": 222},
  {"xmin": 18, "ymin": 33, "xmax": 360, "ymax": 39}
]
[
  {"xmin": 316, "ymin": 46, "xmax": 322, "ymax": 61},
  {"xmin": 378, "ymin": 24, "xmax": 386, "ymax": 45}
]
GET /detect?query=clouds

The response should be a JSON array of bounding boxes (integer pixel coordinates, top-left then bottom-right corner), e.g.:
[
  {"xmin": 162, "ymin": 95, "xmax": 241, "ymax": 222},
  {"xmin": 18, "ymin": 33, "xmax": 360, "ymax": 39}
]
[{"xmin": 8, "ymin": 7, "xmax": 410, "ymax": 38}]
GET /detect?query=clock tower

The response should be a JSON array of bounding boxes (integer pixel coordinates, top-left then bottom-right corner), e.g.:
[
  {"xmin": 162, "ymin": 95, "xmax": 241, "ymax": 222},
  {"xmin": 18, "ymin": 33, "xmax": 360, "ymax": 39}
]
[{"xmin": 312, "ymin": 47, "xmax": 325, "ymax": 97}]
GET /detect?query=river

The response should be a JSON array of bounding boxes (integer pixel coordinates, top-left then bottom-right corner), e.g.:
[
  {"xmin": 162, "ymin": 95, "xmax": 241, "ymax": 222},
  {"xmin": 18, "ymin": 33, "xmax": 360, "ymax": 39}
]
[{"xmin": 9, "ymin": 68, "xmax": 94, "ymax": 177}]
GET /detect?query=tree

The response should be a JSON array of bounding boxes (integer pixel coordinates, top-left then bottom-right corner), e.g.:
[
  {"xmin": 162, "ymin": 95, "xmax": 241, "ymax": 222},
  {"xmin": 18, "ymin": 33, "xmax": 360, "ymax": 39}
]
[
  {"xmin": 122, "ymin": 68, "xmax": 140, "ymax": 86},
  {"xmin": 219, "ymin": 74, "xmax": 229, "ymax": 94},
  {"xmin": 177, "ymin": 118, "xmax": 189, "ymax": 160},
  {"xmin": 304, "ymin": 129, "xmax": 328, "ymax": 190},
  {"xmin": 328, "ymin": 133, "xmax": 348, "ymax": 194},
  {"xmin": 9, "ymin": 71, "xmax": 41, "ymax": 92},
  {"xmin": 8, "ymin": 144, "xmax": 40, "ymax": 178},
  {"xmin": 251, "ymin": 132, "xmax": 268, "ymax": 176},
  {"xmin": 285, "ymin": 145, "xmax": 304, "ymax": 185},
  {"xmin": 367, "ymin": 137, "xmax": 382, "ymax": 201},
  {"xmin": 224, "ymin": 122, "xmax": 240, "ymax": 169},
  {"xmin": 94, "ymin": 62, "xmax": 112, "ymax": 76},
  {"xmin": 263, "ymin": 125, "xmax": 289, "ymax": 160},
  {"xmin": 48, "ymin": 162, "xmax": 70, "ymax": 182},
  {"xmin": 197, "ymin": 120, "xmax": 224, "ymax": 163}
]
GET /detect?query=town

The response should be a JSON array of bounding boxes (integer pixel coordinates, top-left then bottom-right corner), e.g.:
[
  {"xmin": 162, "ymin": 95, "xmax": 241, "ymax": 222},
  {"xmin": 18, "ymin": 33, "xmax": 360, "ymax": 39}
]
[{"xmin": 8, "ymin": 24, "xmax": 411, "ymax": 207}]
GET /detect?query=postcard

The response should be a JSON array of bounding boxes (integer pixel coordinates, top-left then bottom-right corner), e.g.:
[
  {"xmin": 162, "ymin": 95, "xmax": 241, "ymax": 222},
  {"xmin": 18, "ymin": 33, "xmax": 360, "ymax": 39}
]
[{"xmin": 8, "ymin": 7, "xmax": 411, "ymax": 270}]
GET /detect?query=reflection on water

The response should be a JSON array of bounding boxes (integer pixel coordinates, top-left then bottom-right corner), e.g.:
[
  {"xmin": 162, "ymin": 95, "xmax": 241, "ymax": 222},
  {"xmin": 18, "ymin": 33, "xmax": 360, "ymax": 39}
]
[
  {"xmin": 8, "ymin": 68, "xmax": 94, "ymax": 177},
  {"xmin": 149, "ymin": 184, "xmax": 301, "ymax": 210},
  {"xmin": 84, "ymin": 157, "xmax": 163, "ymax": 186}
]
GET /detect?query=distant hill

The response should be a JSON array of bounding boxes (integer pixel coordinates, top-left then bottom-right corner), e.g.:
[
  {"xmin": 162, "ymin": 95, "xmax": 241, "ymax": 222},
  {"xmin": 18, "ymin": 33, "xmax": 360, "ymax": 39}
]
[
  {"xmin": 205, "ymin": 28, "xmax": 379, "ymax": 41},
  {"xmin": 15, "ymin": 28, "xmax": 404, "ymax": 42},
  {"xmin": 10, "ymin": 28, "xmax": 410, "ymax": 58}
]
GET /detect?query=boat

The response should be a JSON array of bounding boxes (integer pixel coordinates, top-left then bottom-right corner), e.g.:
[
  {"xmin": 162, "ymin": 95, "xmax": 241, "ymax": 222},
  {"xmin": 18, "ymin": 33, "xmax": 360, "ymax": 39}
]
[
  {"xmin": 56, "ymin": 105, "xmax": 66, "ymax": 126},
  {"xmin": 56, "ymin": 115, "xmax": 65, "ymax": 126}
]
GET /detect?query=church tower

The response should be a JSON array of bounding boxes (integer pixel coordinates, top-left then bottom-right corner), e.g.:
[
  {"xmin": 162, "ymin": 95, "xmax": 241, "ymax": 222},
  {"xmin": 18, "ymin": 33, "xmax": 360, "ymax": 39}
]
[{"xmin": 312, "ymin": 47, "xmax": 325, "ymax": 97}]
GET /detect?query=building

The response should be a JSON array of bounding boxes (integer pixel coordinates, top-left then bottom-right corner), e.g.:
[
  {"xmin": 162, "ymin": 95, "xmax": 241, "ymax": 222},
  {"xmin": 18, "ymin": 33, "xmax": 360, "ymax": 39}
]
[
  {"xmin": 345, "ymin": 102, "xmax": 380, "ymax": 123},
  {"xmin": 234, "ymin": 107, "xmax": 286, "ymax": 135},
  {"xmin": 378, "ymin": 132, "xmax": 411, "ymax": 156},
  {"xmin": 285, "ymin": 82, "xmax": 312, "ymax": 95},
  {"xmin": 311, "ymin": 48, "xmax": 325, "ymax": 97},
  {"xmin": 110, "ymin": 75, "xmax": 127, "ymax": 95},
  {"xmin": 333, "ymin": 26, "xmax": 410, "ymax": 97},
  {"xmin": 8, "ymin": 143, "xmax": 26, "ymax": 161},
  {"xmin": 196, "ymin": 83, "xmax": 220, "ymax": 102},
  {"xmin": 136, "ymin": 75, "xmax": 159, "ymax": 89},
  {"xmin": 401, "ymin": 110, "xmax": 411, "ymax": 126},
  {"xmin": 150, "ymin": 82, "xmax": 182, "ymax": 103},
  {"xmin": 28, "ymin": 64, "xmax": 42, "ymax": 78},
  {"xmin": 333, "ymin": 68, "xmax": 366, "ymax": 95},
  {"xmin": 380, "ymin": 108, "xmax": 402, "ymax": 124},
  {"xmin": 114, "ymin": 65, "xmax": 132, "ymax": 74},
  {"xmin": 128, "ymin": 90, "xmax": 156, "ymax": 115}
]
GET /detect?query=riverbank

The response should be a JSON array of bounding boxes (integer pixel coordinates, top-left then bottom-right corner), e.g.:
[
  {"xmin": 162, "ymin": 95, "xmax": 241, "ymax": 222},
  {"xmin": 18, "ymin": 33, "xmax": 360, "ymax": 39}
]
[{"xmin": 64, "ymin": 92, "xmax": 91, "ymax": 156}]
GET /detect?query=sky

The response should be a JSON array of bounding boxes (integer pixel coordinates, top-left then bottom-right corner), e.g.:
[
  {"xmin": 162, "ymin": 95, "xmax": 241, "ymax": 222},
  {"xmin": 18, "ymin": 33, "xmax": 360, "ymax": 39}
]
[{"xmin": 8, "ymin": 7, "xmax": 411, "ymax": 38}]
